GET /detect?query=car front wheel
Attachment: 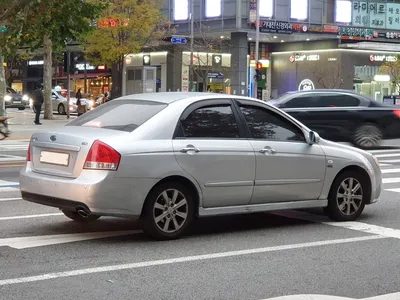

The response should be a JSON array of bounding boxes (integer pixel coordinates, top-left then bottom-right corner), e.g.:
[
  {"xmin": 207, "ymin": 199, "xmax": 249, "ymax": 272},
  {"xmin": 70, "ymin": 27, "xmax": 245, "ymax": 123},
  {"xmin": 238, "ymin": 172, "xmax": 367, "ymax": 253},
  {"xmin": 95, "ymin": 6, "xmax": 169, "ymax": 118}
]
[
  {"xmin": 141, "ymin": 182, "xmax": 194, "ymax": 240},
  {"xmin": 324, "ymin": 170, "xmax": 368, "ymax": 222}
]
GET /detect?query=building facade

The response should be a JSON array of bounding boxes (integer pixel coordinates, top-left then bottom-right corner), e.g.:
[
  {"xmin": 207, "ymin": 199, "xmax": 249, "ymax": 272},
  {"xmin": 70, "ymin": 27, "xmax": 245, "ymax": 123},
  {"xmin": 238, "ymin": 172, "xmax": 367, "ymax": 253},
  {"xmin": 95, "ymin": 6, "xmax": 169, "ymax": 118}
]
[{"xmin": 122, "ymin": 0, "xmax": 400, "ymax": 101}]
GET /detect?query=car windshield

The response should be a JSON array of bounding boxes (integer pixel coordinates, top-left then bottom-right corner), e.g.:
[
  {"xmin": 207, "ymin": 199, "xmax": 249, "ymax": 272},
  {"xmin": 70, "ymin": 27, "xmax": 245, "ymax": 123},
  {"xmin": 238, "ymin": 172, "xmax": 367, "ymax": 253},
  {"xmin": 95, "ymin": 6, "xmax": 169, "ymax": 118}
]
[
  {"xmin": 66, "ymin": 99, "xmax": 167, "ymax": 132},
  {"xmin": 6, "ymin": 87, "xmax": 17, "ymax": 94}
]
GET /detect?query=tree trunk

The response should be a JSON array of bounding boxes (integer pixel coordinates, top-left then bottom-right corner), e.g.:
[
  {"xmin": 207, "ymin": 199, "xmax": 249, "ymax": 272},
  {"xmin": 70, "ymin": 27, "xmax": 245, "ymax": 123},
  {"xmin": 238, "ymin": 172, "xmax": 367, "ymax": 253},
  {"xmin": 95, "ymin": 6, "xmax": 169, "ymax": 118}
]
[
  {"xmin": 0, "ymin": 56, "xmax": 6, "ymax": 113},
  {"xmin": 110, "ymin": 57, "xmax": 123, "ymax": 99},
  {"xmin": 43, "ymin": 35, "xmax": 53, "ymax": 119}
]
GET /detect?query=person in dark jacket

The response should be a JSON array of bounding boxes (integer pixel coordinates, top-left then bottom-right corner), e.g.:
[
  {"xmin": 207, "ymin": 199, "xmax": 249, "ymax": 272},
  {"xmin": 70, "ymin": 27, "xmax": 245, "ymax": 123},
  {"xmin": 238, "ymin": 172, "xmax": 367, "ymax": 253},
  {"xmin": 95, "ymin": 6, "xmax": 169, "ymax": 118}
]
[{"xmin": 31, "ymin": 83, "xmax": 44, "ymax": 125}]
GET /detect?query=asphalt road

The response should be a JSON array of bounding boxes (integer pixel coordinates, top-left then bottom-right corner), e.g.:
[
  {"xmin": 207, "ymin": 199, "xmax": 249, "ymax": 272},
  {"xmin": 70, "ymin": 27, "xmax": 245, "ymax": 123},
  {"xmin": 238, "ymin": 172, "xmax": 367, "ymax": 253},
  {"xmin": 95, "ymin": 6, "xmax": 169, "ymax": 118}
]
[{"xmin": 1, "ymin": 147, "xmax": 400, "ymax": 300}]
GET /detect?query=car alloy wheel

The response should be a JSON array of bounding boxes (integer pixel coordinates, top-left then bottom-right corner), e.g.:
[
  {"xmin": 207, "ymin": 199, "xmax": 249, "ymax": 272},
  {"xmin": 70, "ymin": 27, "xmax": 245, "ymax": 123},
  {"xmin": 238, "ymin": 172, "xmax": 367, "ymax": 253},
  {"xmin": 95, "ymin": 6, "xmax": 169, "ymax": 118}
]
[
  {"xmin": 153, "ymin": 189, "xmax": 188, "ymax": 234},
  {"xmin": 336, "ymin": 177, "xmax": 363, "ymax": 216},
  {"xmin": 325, "ymin": 170, "xmax": 367, "ymax": 222},
  {"xmin": 141, "ymin": 182, "xmax": 194, "ymax": 240},
  {"xmin": 353, "ymin": 124, "xmax": 382, "ymax": 149},
  {"xmin": 58, "ymin": 103, "xmax": 66, "ymax": 115}
]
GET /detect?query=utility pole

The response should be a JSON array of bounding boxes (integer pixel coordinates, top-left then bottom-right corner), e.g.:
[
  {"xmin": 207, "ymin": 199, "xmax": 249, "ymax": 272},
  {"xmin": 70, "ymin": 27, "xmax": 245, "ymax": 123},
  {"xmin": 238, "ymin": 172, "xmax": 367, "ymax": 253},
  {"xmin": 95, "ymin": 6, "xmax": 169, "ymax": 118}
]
[
  {"xmin": 189, "ymin": 0, "xmax": 194, "ymax": 92},
  {"xmin": 66, "ymin": 49, "xmax": 71, "ymax": 119},
  {"xmin": 253, "ymin": 0, "xmax": 261, "ymax": 99}
]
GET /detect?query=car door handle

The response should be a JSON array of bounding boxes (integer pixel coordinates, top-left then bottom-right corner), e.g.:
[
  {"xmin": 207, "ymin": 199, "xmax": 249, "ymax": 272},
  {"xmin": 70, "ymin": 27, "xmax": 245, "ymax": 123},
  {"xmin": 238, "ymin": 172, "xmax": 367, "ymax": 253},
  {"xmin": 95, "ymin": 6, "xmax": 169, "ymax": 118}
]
[
  {"xmin": 180, "ymin": 145, "xmax": 200, "ymax": 153},
  {"xmin": 259, "ymin": 147, "xmax": 276, "ymax": 154}
]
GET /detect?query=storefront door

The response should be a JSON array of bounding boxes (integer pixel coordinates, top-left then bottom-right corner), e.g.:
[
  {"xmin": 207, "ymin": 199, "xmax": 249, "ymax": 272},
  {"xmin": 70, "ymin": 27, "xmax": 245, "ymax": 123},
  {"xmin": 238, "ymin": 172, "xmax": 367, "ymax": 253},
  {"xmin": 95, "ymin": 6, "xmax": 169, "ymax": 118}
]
[{"xmin": 143, "ymin": 67, "xmax": 157, "ymax": 93}]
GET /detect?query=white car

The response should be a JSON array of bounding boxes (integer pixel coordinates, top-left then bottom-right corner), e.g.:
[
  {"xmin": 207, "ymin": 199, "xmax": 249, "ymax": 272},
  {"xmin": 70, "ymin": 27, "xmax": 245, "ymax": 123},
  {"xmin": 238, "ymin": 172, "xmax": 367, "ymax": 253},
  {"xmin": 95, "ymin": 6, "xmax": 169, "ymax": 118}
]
[{"xmin": 30, "ymin": 89, "xmax": 94, "ymax": 114}]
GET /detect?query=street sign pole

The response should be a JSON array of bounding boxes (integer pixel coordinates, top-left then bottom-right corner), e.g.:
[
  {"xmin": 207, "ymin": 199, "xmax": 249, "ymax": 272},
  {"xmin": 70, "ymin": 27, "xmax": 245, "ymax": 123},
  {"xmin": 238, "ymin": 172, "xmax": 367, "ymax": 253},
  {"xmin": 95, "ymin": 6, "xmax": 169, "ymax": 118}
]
[
  {"xmin": 189, "ymin": 0, "xmax": 194, "ymax": 92},
  {"xmin": 253, "ymin": 0, "xmax": 261, "ymax": 99},
  {"xmin": 66, "ymin": 48, "xmax": 71, "ymax": 119}
]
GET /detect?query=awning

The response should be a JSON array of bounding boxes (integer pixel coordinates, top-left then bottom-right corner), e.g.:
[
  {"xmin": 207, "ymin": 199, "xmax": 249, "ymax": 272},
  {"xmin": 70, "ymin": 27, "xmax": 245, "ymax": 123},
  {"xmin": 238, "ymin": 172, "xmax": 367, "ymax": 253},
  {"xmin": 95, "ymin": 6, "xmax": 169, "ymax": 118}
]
[{"xmin": 56, "ymin": 72, "xmax": 111, "ymax": 80}]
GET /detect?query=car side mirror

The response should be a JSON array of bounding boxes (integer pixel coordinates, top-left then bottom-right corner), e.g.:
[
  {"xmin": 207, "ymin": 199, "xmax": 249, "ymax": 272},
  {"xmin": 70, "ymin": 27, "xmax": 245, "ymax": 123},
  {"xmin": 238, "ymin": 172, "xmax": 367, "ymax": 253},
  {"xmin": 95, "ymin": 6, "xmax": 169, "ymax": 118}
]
[{"xmin": 308, "ymin": 131, "xmax": 320, "ymax": 145}]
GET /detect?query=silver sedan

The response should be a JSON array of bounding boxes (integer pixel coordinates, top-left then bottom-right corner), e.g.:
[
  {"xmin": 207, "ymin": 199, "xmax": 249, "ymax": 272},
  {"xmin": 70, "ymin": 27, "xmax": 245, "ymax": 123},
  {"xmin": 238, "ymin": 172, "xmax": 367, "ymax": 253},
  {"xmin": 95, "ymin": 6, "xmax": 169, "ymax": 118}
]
[{"xmin": 19, "ymin": 92, "xmax": 382, "ymax": 240}]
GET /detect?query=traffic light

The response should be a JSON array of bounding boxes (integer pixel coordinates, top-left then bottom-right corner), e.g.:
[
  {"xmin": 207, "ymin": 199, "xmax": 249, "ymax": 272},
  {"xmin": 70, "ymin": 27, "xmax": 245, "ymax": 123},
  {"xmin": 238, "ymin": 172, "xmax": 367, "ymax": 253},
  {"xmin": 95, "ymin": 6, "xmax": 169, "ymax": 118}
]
[
  {"xmin": 256, "ymin": 61, "xmax": 262, "ymax": 70},
  {"xmin": 255, "ymin": 69, "xmax": 262, "ymax": 81}
]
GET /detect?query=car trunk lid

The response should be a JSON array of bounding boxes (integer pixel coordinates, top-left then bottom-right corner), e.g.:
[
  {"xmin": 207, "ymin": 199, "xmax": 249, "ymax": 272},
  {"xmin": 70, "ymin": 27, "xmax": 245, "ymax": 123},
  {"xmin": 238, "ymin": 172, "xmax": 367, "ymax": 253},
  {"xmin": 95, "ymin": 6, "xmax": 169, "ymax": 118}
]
[{"xmin": 30, "ymin": 127, "xmax": 128, "ymax": 178}]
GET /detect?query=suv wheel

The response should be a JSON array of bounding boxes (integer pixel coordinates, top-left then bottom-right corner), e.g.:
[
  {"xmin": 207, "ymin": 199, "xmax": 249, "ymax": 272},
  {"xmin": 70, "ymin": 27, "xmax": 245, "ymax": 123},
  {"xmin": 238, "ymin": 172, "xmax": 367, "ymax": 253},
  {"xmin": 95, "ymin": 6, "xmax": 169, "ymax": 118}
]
[{"xmin": 353, "ymin": 123, "xmax": 382, "ymax": 149}]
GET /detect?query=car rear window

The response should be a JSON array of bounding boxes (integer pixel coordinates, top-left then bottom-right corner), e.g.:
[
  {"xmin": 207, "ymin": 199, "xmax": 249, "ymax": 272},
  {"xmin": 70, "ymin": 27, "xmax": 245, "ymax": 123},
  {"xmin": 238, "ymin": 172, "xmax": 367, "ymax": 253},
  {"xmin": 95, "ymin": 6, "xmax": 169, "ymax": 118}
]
[{"xmin": 66, "ymin": 99, "xmax": 167, "ymax": 132}]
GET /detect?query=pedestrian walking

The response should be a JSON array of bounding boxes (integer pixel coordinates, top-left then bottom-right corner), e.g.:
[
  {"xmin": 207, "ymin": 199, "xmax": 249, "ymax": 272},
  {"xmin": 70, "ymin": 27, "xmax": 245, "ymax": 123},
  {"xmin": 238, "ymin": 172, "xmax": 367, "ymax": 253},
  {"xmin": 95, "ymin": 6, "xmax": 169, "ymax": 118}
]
[
  {"xmin": 76, "ymin": 88, "xmax": 86, "ymax": 116},
  {"xmin": 31, "ymin": 83, "xmax": 44, "ymax": 125}
]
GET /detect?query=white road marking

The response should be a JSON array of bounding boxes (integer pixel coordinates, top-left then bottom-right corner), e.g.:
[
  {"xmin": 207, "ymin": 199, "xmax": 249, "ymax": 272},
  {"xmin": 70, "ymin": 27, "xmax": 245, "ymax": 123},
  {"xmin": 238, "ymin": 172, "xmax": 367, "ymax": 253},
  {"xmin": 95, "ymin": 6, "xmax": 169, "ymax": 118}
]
[
  {"xmin": 272, "ymin": 210, "xmax": 400, "ymax": 239},
  {"xmin": 381, "ymin": 168, "xmax": 400, "ymax": 174},
  {"xmin": 0, "ymin": 213, "xmax": 63, "ymax": 221},
  {"xmin": 0, "ymin": 180, "xmax": 19, "ymax": 187},
  {"xmin": 0, "ymin": 230, "xmax": 140, "ymax": 249},
  {"xmin": 0, "ymin": 197, "xmax": 22, "ymax": 202},
  {"xmin": 385, "ymin": 188, "xmax": 400, "ymax": 193},
  {"xmin": 0, "ymin": 187, "xmax": 20, "ymax": 192},
  {"xmin": 379, "ymin": 163, "xmax": 391, "ymax": 167},
  {"xmin": 382, "ymin": 177, "xmax": 400, "ymax": 184},
  {"xmin": 0, "ymin": 235, "xmax": 385, "ymax": 286},
  {"xmin": 379, "ymin": 159, "xmax": 400, "ymax": 163},
  {"xmin": 262, "ymin": 293, "xmax": 400, "ymax": 300},
  {"xmin": 374, "ymin": 153, "xmax": 400, "ymax": 158},
  {"xmin": 369, "ymin": 149, "xmax": 400, "ymax": 154}
]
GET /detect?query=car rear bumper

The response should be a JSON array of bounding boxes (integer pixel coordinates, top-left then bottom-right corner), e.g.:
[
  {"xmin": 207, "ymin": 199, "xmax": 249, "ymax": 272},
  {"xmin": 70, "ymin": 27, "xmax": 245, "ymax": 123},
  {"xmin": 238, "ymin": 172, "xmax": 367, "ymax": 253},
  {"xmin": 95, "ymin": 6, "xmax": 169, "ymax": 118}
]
[{"xmin": 19, "ymin": 163, "xmax": 157, "ymax": 217}]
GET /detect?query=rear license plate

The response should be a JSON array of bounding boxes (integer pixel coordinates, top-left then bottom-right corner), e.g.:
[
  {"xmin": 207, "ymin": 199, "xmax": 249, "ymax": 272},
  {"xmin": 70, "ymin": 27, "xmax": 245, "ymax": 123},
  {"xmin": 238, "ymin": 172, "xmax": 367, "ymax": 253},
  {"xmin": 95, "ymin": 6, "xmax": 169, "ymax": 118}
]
[
  {"xmin": 40, "ymin": 151, "xmax": 69, "ymax": 166},
  {"xmin": 13, "ymin": 101, "xmax": 21, "ymax": 103}
]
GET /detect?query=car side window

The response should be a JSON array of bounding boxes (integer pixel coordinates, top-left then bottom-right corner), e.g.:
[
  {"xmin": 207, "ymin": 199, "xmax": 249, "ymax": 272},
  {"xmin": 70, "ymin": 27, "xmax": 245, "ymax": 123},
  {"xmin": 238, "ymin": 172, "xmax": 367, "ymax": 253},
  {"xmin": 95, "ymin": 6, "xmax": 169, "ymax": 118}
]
[
  {"xmin": 318, "ymin": 94, "xmax": 360, "ymax": 107},
  {"xmin": 239, "ymin": 105, "xmax": 305, "ymax": 142},
  {"xmin": 180, "ymin": 105, "xmax": 240, "ymax": 138},
  {"xmin": 282, "ymin": 95, "xmax": 319, "ymax": 108}
]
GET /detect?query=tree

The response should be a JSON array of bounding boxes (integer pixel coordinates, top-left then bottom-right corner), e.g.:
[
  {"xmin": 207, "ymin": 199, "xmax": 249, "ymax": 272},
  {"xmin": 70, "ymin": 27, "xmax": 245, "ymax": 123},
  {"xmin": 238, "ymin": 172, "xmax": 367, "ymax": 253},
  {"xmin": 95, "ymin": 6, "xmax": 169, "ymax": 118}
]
[
  {"xmin": 5, "ymin": 51, "xmax": 30, "ymax": 87},
  {"xmin": 307, "ymin": 61, "xmax": 343, "ymax": 89},
  {"xmin": 84, "ymin": 0, "xmax": 168, "ymax": 99},
  {"xmin": 0, "ymin": 0, "xmax": 105, "ymax": 119},
  {"xmin": 378, "ymin": 56, "xmax": 400, "ymax": 95}
]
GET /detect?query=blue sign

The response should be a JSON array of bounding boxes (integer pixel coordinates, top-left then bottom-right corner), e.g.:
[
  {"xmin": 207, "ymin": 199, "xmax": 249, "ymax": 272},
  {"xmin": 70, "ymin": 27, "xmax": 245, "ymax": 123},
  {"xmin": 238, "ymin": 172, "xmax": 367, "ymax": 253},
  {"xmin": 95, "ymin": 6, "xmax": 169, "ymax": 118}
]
[
  {"xmin": 207, "ymin": 72, "xmax": 224, "ymax": 79},
  {"xmin": 171, "ymin": 36, "xmax": 187, "ymax": 44}
]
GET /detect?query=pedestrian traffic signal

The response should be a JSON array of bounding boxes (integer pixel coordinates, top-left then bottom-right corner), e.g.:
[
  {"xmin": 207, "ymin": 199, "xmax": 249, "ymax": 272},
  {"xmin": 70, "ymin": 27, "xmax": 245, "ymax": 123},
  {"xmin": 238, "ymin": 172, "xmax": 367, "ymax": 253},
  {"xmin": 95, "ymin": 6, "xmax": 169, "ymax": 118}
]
[
  {"xmin": 256, "ymin": 62, "xmax": 262, "ymax": 70},
  {"xmin": 255, "ymin": 69, "xmax": 262, "ymax": 81}
]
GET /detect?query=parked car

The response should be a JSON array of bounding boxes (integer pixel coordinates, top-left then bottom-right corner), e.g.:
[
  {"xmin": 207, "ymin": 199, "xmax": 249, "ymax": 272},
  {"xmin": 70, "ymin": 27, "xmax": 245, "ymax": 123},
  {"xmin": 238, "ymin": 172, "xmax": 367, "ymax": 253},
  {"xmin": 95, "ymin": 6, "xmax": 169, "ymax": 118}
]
[
  {"xmin": 5, "ymin": 87, "xmax": 30, "ymax": 110},
  {"xmin": 20, "ymin": 92, "xmax": 382, "ymax": 240},
  {"xmin": 269, "ymin": 89, "xmax": 400, "ymax": 149},
  {"xmin": 30, "ymin": 89, "xmax": 94, "ymax": 114}
]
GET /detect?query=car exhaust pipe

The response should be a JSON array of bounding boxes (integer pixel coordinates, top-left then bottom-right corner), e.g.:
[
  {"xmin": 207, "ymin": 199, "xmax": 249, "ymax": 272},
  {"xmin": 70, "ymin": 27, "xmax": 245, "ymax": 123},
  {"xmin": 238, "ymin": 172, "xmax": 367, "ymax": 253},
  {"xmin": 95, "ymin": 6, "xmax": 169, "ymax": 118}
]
[{"xmin": 77, "ymin": 208, "xmax": 90, "ymax": 219}]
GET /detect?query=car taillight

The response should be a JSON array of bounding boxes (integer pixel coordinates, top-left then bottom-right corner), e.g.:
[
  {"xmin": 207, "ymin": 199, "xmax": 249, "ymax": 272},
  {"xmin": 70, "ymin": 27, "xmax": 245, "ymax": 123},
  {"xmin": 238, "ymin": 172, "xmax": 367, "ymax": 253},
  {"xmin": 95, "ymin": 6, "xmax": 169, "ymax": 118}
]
[
  {"xmin": 27, "ymin": 141, "xmax": 31, "ymax": 161},
  {"xmin": 394, "ymin": 110, "xmax": 400, "ymax": 118},
  {"xmin": 84, "ymin": 140, "xmax": 121, "ymax": 171}
]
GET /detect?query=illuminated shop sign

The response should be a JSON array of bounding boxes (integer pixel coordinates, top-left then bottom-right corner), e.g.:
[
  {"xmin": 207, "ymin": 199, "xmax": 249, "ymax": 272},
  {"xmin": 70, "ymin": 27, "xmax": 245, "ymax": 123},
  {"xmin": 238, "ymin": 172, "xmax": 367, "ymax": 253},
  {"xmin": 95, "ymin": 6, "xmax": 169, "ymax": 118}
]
[
  {"xmin": 289, "ymin": 54, "xmax": 320, "ymax": 62},
  {"xmin": 28, "ymin": 60, "xmax": 44, "ymax": 66},
  {"xmin": 369, "ymin": 54, "xmax": 397, "ymax": 62},
  {"xmin": 259, "ymin": 21, "xmax": 293, "ymax": 34},
  {"xmin": 76, "ymin": 63, "xmax": 96, "ymax": 71},
  {"xmin": 338, "ymin": 27, "xmax": 375, "ymax": 37},
  {"xmin": 298, "ymin": 79, "xmax": 315, "ymax": 91}
]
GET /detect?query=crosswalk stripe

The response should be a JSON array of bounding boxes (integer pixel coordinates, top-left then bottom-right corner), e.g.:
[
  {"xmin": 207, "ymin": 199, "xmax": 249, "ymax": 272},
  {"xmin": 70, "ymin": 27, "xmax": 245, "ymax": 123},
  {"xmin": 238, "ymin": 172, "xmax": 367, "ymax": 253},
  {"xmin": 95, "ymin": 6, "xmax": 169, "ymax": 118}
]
[
  {"xmin": 379, "ymin": 159, "xmax": 400, "ymax": 163},
  {"xmin": 383, "ymin": 177, "xmax": 400, "ymax": 184},
  {"xmin": 374, "ymin": 153, "xmax": 400, "ymax": 158},
  {"xmin": 381, "ymin": 168, "xmax": 400, "ymax": 174},
  {"xmin": 385, "ymin": 188, "xmax": 400, "ymax": 193},
  {"xmin": 369, "ymin": 149, "xmax": 400, "ymax": 154}
]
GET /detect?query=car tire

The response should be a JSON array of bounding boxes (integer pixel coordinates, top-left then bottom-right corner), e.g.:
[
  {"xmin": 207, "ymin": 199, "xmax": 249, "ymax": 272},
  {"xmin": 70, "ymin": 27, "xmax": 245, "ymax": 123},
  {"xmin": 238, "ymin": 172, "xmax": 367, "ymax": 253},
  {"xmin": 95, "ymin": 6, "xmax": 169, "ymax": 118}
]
[
  {"xmin": 62, "ymin": 210, "xmax": 100, "ymax": 222},
  {"xmin": 58, "ymin": 103, "xmax": 66, "ymax": 115},
  {"xmin": 141, "ymin": 182, "xmax": 194, "ymax": 240},
  {"xmin": 18, "ymin": 107, "xmax": 25, "ymax": 111},
  {"xmin": 324, "ymin": 170, "xmax": 368, "ymax": 222},
  {"xmin": 353, "ymin": 123, "xmax": 382, "ymax": 149}
]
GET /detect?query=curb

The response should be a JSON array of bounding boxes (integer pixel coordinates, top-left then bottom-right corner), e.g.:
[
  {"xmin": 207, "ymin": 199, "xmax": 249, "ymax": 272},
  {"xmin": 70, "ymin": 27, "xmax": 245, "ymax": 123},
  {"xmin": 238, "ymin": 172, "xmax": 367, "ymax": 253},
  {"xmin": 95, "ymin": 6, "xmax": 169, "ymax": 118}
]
[{"xmin": 0, "ymin": 161, "xmax": 26, "ymax": 167}]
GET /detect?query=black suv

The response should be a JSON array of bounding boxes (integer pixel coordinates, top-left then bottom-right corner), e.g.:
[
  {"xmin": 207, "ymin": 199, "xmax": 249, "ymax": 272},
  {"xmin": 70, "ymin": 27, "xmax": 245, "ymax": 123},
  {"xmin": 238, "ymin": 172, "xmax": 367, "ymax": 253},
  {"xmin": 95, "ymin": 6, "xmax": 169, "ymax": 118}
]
[{"xmin": 269, "ymin": 89, "xmax": 400, "ymax": 149}]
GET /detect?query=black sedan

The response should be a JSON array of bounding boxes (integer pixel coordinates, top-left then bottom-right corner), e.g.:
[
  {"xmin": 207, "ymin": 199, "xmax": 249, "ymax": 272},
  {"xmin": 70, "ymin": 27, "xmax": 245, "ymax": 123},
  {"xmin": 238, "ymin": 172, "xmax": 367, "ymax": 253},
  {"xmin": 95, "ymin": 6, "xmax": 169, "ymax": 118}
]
[{"xmin": 269, "ymin": 89, "xmax": 400, "ymax": 149}]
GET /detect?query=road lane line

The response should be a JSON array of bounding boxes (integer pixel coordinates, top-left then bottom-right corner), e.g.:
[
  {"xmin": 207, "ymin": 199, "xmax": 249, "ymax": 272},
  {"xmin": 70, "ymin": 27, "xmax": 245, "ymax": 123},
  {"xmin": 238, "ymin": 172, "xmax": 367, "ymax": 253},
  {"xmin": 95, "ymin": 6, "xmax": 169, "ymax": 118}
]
[
  {"xmin": 272, "ymin": 210, "xmax": 400, "ymax": 239},
  {"xmin": 369, "ymin": 149, "xmax": 400, "ymax": 154},
  {"xmin": 0, "ymin": 235, "xmax": 385, "ymax": 286},
  {"xmin": 0, "ymin": 230, "xmax": 141, "ymax": 249},
  {"xmin": 385, "ymin": 188, "xmax": 400, "ymax": 193},
  {"xmin": 0, "ymin": 213, "xmax": 63, "ymax": 221},
  {"xmin": 374, "ymin": 153, "xmax": 400, "ymax": 158},
  {"xmin": 0, "ymin": 197, "xmax": 22, "ymax": 202},
  {"xmin": 379, "ymin": 159, "xmax": 400, "ymax": 163},
  {"xmin": 262, "ymin": 292, "xmax": 400, "ymax": 300}
]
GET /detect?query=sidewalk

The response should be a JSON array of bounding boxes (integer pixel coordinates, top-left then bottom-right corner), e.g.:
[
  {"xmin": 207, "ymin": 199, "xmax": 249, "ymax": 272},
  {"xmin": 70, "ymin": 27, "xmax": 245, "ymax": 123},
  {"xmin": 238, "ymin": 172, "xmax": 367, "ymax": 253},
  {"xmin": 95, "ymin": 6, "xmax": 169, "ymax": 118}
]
[{"xmin": 6, "ymin": 109, "xmax": 76, "ymax": 139}]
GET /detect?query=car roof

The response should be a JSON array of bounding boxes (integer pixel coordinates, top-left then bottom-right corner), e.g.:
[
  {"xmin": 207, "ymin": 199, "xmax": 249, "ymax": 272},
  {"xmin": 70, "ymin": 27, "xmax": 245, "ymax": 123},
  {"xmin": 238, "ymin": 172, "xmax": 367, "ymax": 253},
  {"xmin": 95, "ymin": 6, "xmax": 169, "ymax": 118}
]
[
  {"xmin": 287, "ymin": 89, "xmax": 362, "ymax": 95},
  {"xmin": 117, "ymin": 92, "xmax": 248, "ymax": 104}
]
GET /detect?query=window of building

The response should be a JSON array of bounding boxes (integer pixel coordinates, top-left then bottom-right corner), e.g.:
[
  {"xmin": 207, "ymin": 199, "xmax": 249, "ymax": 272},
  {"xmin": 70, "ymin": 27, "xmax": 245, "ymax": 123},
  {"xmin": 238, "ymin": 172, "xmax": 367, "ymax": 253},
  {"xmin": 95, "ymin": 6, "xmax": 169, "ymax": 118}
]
[
  {"xmin": 180, "ymin": 105, "xmax": 240, "ymax": 138},
  {"xmin": 260, "ymin": 0, "xmax": 273, "ymax": 18},
  {"xmin": 205, "ymin": 0, "xmax": 221, "ymax": 18},
  {"xmin": 239, "ymin": 105, "xmax": 305, "ymax": 142},
  {"xmin": 335, "ymin": 0, "xmax": 352, "ymax": 23},
  {"xmin": 290, "ymin": 0, "xmax": 308, "ymax": 20},
  {"xmin": 174, "ymin": 0, "xmax": 189, "ymax": 20}
]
